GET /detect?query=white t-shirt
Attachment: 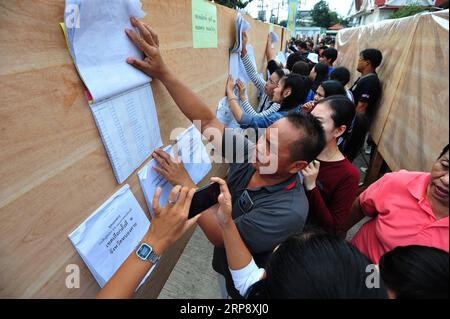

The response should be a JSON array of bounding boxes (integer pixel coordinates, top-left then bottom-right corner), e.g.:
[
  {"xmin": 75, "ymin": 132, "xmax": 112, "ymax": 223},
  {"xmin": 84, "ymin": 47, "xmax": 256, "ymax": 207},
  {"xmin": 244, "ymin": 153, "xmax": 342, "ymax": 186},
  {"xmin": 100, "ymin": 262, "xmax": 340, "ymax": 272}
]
[{"xmin": 229, "ymin": 259, "xmax": 266, "ymax": 297}]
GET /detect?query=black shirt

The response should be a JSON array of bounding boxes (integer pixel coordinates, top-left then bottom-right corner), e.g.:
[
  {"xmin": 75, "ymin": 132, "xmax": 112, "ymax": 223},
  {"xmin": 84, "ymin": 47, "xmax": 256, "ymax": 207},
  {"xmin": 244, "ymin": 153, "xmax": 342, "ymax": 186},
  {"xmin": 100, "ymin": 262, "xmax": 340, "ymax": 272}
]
[{"xmin": 351, "ymin": 73, "xmax": 382, "ymax": 122}]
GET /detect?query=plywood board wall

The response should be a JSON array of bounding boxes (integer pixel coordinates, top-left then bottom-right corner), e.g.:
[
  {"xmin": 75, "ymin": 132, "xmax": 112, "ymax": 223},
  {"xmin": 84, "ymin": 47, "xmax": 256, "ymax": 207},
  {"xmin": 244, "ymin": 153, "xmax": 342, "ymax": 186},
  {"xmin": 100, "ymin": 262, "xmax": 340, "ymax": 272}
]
[{"xmin": 0, "ymin": 0, "xmax": 285, "ymax": 298}]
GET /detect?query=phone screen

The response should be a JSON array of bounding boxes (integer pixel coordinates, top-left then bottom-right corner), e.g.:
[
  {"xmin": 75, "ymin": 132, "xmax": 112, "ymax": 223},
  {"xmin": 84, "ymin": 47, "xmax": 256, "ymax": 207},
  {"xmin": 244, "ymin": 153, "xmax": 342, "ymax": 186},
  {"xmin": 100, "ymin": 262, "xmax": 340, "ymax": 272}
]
[{"xmin": 189, "ymin": 182, "xmax": 221, "ymax": 219}]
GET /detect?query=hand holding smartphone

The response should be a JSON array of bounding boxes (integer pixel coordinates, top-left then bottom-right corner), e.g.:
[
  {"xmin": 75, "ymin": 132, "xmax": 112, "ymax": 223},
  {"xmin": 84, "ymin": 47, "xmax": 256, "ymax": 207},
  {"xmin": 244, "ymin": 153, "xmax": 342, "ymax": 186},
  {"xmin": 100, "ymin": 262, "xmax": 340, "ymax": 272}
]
[{"xmin": 188, "ymin": 182, "xmax": 221, "ymax": 219}]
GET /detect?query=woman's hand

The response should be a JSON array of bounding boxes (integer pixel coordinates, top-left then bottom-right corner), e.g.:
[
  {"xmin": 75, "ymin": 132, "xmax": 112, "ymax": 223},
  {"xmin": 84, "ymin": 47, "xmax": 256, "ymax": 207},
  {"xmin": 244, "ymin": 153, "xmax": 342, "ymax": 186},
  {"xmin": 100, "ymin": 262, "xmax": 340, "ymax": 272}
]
[
  {"xmin": 302, "ymin": 101, "xmax": 316, "ymax": 112},
  {"xmin": 125, "ymin": 17, "xmax": 170, "ymax": 80},
  {"xmin": 144, "ymin": 185, "xmax": 199, "ymax": 255},
  {"xmin": 236, "ymin": 80, "xmax": 247, "ymax": 101},
  {"xmin": 226, "ymin": 75, "xmax": 236, "ymax": 99},
  {"xmin": 302, "ymin": 160, "xmax": 321, "ymax": 191},
  {"xmin": 210, "ymin": 177, "xmax": 233, "ymax": 228},
  {"xmin": 152, "ymin": 148, "xmax": 196, "ymax": 188}
]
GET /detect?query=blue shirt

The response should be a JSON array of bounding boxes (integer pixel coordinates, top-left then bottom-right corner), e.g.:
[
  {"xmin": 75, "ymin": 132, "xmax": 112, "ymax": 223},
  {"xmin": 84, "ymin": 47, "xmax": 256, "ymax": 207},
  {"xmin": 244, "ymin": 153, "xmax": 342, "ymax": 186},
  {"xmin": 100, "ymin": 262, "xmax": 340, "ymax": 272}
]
[
  {"xmin": 240, "ymin": 111, "xmax": 288, "ymax": 129},
  {"xmin": 305, "ymin": 89, "xmax": 315, "ymax": 103},
  {"xmin": 328, "ymin": 66, "xmax": 334, "ymax": 75}
]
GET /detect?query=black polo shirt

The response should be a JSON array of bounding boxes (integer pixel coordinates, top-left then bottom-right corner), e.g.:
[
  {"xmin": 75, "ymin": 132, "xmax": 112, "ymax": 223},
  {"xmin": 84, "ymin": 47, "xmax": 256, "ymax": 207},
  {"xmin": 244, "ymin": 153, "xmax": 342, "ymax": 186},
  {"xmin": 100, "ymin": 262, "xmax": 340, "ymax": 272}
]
[
  {"xmin": 213, "ymin": 128, "xmax": 309, "ymax": 298},
  {"xmin": 351, "ymin": 73, "xmax": 382, "ymax": 122}
]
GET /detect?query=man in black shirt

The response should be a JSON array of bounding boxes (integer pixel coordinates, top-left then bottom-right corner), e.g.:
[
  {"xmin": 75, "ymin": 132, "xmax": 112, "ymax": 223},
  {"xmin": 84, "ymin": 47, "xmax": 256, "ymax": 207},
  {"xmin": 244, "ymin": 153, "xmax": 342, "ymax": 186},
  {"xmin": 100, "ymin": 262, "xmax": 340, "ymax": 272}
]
[{"xmin": 343, "ymin": 49, "xmax": 383, "ymax": 162}]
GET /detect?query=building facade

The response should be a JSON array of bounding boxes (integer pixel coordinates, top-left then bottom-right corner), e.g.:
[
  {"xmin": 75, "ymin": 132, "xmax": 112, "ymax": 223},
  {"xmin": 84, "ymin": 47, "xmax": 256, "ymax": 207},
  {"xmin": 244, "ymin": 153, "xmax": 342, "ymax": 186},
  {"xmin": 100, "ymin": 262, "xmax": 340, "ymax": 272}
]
[{"xmin": 347, "ymin": 0, "xmax": 447, "ymax": 26}]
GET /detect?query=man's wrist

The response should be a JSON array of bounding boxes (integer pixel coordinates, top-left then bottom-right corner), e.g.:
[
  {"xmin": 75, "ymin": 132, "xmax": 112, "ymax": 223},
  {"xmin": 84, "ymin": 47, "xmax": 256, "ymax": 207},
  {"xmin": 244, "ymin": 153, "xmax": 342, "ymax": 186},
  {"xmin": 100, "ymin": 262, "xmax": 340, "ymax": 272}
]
[{"xmin": 219, "ymin": 218, "xmax": 235, "ymax": 231}]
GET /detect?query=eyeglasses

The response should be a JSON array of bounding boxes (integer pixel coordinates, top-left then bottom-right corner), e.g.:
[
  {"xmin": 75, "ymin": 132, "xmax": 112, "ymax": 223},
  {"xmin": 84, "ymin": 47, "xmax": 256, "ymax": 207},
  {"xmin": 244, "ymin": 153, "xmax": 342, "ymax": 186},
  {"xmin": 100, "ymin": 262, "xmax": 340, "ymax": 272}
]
[{"xmin": 268, "ymin": 79, "xmax": 279, "ymax": 86}]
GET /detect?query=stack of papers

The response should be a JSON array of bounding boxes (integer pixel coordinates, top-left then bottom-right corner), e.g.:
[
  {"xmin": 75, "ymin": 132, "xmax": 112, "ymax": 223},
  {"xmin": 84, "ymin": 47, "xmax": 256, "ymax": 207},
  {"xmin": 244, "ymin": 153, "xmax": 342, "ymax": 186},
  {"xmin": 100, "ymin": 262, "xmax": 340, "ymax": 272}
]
[
  {"xmin": 230, "ymin": 13, "xmax": 251, "ymax": 53},
  {"xmin": 275, "ymin": 51, "xmax": 287, "ymax": 67},
  {"xmin": 216, "ymin": 97, "xmax": 240, "ymax": 129},
  {"xmin": 138, "ymin": 126, "xmax": 212, "ymax": 217},
  {"xmin": 63, "ymin": 0, "xmax": 163, "ymax": 184},
  {"xmin": 69, "ymin": 184, "xmax": 154, "ymax": 289},
  {"xmin": 270, "ymin": 31, "xmax": 279, "ymax": 44}
]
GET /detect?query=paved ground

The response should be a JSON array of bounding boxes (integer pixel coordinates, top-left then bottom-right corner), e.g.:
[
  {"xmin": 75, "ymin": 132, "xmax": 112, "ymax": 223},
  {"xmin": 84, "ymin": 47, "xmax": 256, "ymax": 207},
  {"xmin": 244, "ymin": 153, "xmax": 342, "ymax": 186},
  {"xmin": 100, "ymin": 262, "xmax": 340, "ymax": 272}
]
[
  {"xmin": 159, "ymin": 149, "xmax": 373, "ymax": 299},
  {"xmin": 158, "ymin": 226, "xmax": 221, "ymax": 299}
]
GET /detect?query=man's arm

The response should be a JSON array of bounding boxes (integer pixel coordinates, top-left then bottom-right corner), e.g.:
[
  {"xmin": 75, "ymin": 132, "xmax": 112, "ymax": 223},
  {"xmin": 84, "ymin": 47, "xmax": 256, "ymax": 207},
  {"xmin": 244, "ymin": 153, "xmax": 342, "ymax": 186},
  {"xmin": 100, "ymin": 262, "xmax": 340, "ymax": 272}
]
[
  {"xmin": 355, "ymin": 101, "xmax": 369, "ymax": 114},
  {"xmin": 125, "ymin": 17, "xmax": 225, "ymax": 150}
]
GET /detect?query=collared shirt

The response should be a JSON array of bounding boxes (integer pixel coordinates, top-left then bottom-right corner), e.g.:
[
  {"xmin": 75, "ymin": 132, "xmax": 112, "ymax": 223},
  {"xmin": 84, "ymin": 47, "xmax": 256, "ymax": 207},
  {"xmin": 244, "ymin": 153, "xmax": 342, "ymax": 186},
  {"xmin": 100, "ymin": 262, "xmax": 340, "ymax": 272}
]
[
  {"xmin": 351, "ymin": 170, "xmax": 449, "ymax": 264},
  {"xmin": 213, "ymin": 128, "xmax": 309, "ymax": 298}
]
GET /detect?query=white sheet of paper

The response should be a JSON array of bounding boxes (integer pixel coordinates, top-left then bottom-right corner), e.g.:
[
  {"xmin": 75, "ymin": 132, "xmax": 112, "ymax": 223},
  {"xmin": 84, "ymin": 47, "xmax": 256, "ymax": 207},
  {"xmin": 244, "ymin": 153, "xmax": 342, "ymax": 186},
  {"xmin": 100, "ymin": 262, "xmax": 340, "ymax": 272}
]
[
  {"xmin": 270, "ymin": 31, "xmax": 279, "ymax": 44},
  {"xmin": 275, "ymin": 51, "xmax": 287, "ymax": 67},
  {"xmin": 229, "ymin": 52, "xmax": 240, "ymax": 81},
  {"xmin": 231, "ymin": 13, "xmax": 251, "ymax": 53},
  {"xmin": 216, "ymin": 97, "xmax": 240, "ymax": 129},
  {"xmin": 69, "ymin": 184, "xmax": 153, "ymax": 288},
  {"xmin": 138, "ymin": 126, "xmax": 212, "ymax": 217},
  {"xmin": 65, "ymin": 0, "xmax": 151, "ymax": 102},
  {"xmin": 91, "ymin": 83, "xmax": 163, "ymax": 184}
]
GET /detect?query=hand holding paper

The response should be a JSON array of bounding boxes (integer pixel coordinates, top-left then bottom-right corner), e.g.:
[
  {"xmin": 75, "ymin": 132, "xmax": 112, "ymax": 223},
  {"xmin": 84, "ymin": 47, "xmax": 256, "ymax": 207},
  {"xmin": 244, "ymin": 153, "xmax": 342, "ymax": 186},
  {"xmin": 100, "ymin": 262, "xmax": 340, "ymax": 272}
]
[
  {"xmin": 151, "ymin": 148, "xmax": 196, "ymax": 188},
  {"xmin": 126, "ymin": 17, "xmax": 170, "ymax": 80}
]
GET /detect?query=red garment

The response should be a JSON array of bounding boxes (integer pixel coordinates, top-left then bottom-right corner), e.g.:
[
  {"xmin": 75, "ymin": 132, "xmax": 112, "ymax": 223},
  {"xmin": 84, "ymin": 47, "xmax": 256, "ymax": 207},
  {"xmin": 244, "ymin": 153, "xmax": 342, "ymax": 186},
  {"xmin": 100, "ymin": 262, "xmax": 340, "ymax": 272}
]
[
  {"xmin": 351, "ymin": 171, "xmax": 449, "ymax": 264},
  {"xmin": 306, "ymin": 159, "xmax": 360, "ymax": 234}
]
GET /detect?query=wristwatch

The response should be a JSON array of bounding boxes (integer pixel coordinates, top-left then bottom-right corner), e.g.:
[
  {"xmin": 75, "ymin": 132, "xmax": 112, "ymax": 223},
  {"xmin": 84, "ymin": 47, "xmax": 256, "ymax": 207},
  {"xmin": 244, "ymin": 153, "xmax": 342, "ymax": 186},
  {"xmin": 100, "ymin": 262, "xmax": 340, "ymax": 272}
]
[{"xmin": 136, "ymin": 242, "xmax": 161, "ymax": 264}]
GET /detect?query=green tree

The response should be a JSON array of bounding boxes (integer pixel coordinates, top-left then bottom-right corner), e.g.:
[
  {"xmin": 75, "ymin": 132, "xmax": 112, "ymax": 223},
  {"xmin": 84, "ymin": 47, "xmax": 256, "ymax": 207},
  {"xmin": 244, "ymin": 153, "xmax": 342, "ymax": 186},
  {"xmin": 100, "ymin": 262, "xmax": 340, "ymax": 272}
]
[
  {"xmin": 311, "ymin": 0, "xmax": 333, "ymax": 28},
  {"xmin": 278, "ymin": 20, "xmax": 287, "ymax": 27},
  {"xmin": 310, "ymin": 0, "xmax": 348, "ymax": 28},
  {"xmin": 214, "ymin": 0, "xmax": 254, "ymax": 9},
  {"xmin": 389, "ymin": 4, "xmax": 427, "ymax": 19}
]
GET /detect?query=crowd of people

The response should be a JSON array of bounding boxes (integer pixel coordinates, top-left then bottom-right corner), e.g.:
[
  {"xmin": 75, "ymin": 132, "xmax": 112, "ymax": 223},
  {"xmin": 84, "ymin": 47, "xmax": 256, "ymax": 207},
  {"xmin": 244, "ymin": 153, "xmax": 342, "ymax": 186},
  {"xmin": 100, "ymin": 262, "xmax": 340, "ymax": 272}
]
[{"xmin": 96, "ymin": 17, "xmax": 449, "ymax": 299}]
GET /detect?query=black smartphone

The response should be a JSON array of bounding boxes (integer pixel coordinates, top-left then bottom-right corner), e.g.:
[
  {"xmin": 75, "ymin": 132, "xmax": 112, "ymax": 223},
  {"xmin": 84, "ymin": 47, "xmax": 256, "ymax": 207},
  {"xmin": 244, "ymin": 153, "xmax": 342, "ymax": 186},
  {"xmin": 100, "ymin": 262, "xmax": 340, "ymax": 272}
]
[{"xmin": 189, "ymin": 182, "xmax": 221, "ymax": 219}]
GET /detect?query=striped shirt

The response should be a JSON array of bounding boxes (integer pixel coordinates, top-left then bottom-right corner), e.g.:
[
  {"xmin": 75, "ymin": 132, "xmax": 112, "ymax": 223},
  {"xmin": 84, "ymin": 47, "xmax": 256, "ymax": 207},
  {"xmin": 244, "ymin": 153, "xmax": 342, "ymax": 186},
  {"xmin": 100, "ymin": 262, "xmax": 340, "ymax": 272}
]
[{"xmin": 242, "ymin": 54, "xmax": 281, "ymax": 116}]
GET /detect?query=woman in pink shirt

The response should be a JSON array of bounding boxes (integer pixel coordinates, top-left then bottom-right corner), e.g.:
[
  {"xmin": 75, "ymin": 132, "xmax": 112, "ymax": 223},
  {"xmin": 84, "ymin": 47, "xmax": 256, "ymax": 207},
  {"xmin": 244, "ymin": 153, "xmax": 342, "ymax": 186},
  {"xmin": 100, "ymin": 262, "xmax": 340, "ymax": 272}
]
[{"xmin": 344, "ymin": 145, "xmax": 449, "ymax": 263}]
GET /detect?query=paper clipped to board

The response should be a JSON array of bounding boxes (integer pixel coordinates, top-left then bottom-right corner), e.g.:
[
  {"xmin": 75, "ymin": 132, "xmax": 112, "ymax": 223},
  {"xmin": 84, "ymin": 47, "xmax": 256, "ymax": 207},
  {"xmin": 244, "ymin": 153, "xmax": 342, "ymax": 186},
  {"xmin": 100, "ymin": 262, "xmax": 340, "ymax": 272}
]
[
  {"xmin": 231, "ymin": 13, "xmax": 251, "ymax": 53},
  {"xmin": 63, "ymin": 0, "xmax": 163, "ymax": 184},
  {"xmin": 138, "ymin": 126, "xmax": 212, "ymax": 217},
  {"xmin": 69, "ymin": 184, "xmax": 155, "ymax": 289}
]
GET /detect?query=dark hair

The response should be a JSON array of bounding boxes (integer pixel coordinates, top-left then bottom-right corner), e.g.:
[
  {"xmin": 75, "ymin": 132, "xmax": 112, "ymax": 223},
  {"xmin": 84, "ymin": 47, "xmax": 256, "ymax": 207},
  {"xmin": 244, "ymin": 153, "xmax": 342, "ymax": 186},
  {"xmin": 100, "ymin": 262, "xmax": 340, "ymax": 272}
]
[
  {"xmin": 286, "ymin": 52, "xmax": 305, "ymax": 71},
  {"xmin": 361, "ymin": 49, "xmax": 383, "ymax": 69},
  {"xmin": 379, "ymin": 246, "xmax": 449, "ymax": 299},
  {"xmin": 438, "ymin": 144, "xmax": 449, "ymax": 159},
  {"xmin": 298, "ymin": 41, "xmax": 308, "ymax": 50},
  {"xmin": 330, "ymin": 67, "xmax": 351, "ymax": 86},
  {"xmin": 292, "ymin": 61, "xmax": 310, "ymax": 76},
  {"xmin": 319, "ymin": 80, "xmax": 347, "ymax": 98},
  {"xmin": 322, "ymin": 48, "xmax": 338, "ymax": 64},
  {"xmin": 279, "ymin": 75, "xmax": 312, "ymax": 112},
  {"xmin": 272, "ymin": 68, "xmax": 286, "ymax": 81},
  {"xmin": 316, "ymin": 96, "xmax": 356, "ymax": 139},
  {"xmin": 311, "ymin": 63, "xmax": 330, "ymax": 92},
  {"xmin": 267, "ymin": 60, "xmax": 282, "ymax": 75},
  {"xmin": 247, "ymin": 231, "xmax": 388, "ymax": 299},
  {"xmin": 283, "ymin": 112, "xmax": 326, "ymax": 163}
]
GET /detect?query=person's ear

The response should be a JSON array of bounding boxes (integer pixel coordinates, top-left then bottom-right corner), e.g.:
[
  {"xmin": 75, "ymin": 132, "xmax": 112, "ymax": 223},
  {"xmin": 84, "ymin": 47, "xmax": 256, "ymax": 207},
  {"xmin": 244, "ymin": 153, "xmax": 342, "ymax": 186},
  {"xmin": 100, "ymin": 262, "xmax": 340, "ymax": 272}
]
[
  {"xmin": 334, "ymin": 125, "xmax": 347, "ymax": 139},
  {"xmin": 289, "ymin": 160, "xmax": 308, "ymax": 174},
  {"xmin": 283, "ymin": 88, "xmax": 292, "ymax": 98}
]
